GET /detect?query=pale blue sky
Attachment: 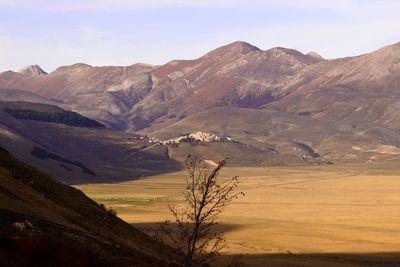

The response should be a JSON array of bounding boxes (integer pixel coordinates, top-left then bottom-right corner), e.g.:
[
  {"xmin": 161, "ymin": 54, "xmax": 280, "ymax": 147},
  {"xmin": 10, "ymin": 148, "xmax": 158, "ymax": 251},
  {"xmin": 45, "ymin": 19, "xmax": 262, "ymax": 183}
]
[{"xmin": 1, "ymin": 0, "xmax": 400, "ymax": 72}]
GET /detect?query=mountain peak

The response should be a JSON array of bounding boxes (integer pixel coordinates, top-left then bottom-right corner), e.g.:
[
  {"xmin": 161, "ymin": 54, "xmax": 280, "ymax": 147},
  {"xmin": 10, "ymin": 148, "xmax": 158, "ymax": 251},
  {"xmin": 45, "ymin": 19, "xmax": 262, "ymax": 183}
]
[
  {"xmin": 260, "ymin": 47, "xmax": 324, "ymax": 64},
  {"xmin": 55, "ymin": 63, "xmax": 92, "ymax": 72},
  {"xmin": 204, "ymin": 41, "xmax": 261, "ymax": 58},
  {"xmin": 266, "ymin": 47, "xmax": 307, "ymax": 59},
  {"xmin": 17, "ymin": 65, "xmax": 47, "ymax": 77},
  {"xmin": 225, "ymin": 41, "xmax": 261, "ymax": 52},
  {"xmin": 307, "ymin": 51, "xmax": 325, "ymax": 60}
]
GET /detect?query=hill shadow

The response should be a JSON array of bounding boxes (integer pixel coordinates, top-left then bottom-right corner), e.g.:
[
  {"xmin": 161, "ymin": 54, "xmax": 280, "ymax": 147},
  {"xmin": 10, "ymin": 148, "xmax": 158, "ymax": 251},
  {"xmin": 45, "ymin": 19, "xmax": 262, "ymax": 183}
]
[
  {"xmin": 38, "ymin": 147, "xmax": 184, "ymax": 185},
  {"xmin": 216, "ymin": 252, "xmax": 400, "ymax": 267},
  {"xmin": 130, "ymin": 221, "xmax": 244, "ymax": 236},
  {"xmin": 128, "ymin": 220, "xmax": 400, "ymax": 267}
]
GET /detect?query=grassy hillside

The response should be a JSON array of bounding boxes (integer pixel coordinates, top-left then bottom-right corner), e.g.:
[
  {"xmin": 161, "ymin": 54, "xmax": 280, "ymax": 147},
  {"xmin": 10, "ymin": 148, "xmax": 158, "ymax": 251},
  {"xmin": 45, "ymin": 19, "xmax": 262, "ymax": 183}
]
[
  {"xmin": 0, "ymin": 101, "xmax": 180, "ymax": 183},
  {"xmin": 0, "ymin": 146, "xmax": 177, "ymax": 266}
]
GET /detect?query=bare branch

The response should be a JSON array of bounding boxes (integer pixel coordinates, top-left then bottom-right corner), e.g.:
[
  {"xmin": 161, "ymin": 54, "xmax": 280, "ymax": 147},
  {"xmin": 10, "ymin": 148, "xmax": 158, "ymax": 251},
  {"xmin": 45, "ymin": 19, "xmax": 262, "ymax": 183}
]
[{"xmin": 156, "ymin": 155, "xmax": 245, "ymax": 267}]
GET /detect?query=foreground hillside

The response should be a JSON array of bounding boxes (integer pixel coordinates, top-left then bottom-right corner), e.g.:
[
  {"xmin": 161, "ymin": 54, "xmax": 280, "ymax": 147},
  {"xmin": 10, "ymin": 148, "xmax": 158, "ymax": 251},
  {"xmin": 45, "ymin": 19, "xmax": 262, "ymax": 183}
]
[{"xmin": 0, "ymin": 146, "xmax": 175, "ymax": 266}]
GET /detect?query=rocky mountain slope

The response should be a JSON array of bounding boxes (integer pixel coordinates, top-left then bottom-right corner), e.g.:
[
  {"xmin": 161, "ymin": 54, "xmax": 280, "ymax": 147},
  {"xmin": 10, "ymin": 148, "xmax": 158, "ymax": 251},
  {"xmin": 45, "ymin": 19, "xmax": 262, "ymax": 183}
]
[
  {"xmin": 2, "ymin": 41, "xmax": 400, "ymax": 164},
  {"xmin": 0, "ymin": 146, "xmax": 175, "ymax": 266},
  {"xmin": 0, "ymin": 63, "xmax": 155, "ymax": 129}
]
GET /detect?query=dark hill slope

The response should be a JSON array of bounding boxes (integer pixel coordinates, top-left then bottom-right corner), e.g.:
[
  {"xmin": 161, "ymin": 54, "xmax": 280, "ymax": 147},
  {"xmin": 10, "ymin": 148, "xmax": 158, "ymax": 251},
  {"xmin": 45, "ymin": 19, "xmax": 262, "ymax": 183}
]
[
  {"xmin": 1, "ymin": 101, "xmax": 105, "ymax": 128},
  {"xmin": 0, "ymin": 101, "xmax": 180, "ymax": 183},
  {"xmin": 0, "ymin": 147, "xmax": 175, "ymax": 266}
]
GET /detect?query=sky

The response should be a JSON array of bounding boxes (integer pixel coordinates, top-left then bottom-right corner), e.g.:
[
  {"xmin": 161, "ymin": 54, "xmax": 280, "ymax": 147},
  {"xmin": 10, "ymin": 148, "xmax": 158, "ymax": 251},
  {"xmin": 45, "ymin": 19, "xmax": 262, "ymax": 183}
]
[{"xmin": 0, "ymin": 0, "xmax": 400, "ymax": 72}]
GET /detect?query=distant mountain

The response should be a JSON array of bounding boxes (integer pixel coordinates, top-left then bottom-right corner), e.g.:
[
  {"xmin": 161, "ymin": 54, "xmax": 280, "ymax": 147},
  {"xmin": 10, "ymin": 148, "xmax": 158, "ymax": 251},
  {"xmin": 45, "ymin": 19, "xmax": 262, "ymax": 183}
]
[
  {"xmin": 133, "ymin": 42, "xmax": 323, "ymax": 131},
  {"xmin": 0, "ymin": 63, "xmax": 155, "ymax": 129},
  {"xmin": 17, "ymin": 64, "xmax": 47, "ymax": 77},
  {"xmin": 2, "ymin": 41, "xmax": 400, "ymax": 164},
  {"xmin": 0, "ymin": 146, "xmax": 174, "ymax": 266}
]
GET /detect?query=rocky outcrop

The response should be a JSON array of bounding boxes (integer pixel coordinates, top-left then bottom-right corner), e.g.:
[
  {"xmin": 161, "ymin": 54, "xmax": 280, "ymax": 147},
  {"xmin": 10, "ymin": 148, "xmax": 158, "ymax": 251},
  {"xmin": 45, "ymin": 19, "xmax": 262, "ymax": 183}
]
[{"xmin": 17, "ymin": 65, "xmax": 47, "ymax": 77}]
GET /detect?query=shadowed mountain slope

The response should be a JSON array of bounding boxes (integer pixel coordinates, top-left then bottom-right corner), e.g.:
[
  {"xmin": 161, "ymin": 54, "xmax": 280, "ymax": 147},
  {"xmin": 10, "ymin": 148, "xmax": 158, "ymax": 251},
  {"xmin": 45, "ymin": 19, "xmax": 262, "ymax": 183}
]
[
  {"xmin": 0, "ymin": 101, "xmax": 180, "ymax": 184},
  {"xmin": 1, "ymin": 101, "xmax": 105, "ymax": 128}
]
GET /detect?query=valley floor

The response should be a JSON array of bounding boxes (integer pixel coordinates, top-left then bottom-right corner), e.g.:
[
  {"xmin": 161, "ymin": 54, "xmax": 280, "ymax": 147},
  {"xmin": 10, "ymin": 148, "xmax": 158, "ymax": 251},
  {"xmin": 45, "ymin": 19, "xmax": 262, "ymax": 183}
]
[{"xmin": 75, "ymin": 163, "xmax": 400, "ymax": 267}]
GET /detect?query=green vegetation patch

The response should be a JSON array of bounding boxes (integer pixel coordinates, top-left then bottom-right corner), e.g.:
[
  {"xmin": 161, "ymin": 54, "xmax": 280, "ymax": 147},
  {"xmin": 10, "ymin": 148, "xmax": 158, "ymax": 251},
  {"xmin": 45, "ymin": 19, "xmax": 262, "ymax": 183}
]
[
  {"xmin": 4, "ymin": 108, "xmax": 105, "ymax": 128},
  {"xmin": 94, "ymin": 197, "xmax": 164, "ymax": 206},
  {"xmin": 31, "ymin": 146, "xmax": 96, "ymax": 176}
]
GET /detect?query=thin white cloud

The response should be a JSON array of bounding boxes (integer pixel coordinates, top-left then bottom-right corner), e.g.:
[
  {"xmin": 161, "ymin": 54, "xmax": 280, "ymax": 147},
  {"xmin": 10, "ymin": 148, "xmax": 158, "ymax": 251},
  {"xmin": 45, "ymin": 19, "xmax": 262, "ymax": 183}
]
[
  {"xmin": 1, "ymin": 0, "xmax": 400, "ymax": 11},
  {"xmin": 79, "ymin": 26, "xmax": 104, "ymax": 41}
]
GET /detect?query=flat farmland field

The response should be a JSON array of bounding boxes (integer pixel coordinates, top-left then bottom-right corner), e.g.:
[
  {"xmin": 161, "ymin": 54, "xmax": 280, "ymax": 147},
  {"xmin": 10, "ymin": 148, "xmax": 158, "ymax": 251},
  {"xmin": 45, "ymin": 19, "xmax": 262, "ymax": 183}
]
[{"xmin": 75, "ymin": 163, "xmax": 400, "ymax": 266}]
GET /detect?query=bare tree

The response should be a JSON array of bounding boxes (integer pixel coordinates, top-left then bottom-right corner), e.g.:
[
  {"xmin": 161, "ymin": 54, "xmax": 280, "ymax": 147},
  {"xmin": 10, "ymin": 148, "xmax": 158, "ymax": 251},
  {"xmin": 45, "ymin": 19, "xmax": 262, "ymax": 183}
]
[{"xmin": 156, "ymin": 155, "xmax": 244, "ymax": 267}]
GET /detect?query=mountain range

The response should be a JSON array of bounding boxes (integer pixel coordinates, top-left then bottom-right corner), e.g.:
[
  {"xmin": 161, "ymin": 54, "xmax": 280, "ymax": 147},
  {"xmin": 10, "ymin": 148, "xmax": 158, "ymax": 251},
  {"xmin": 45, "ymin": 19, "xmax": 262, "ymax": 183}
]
[{"xmin": 2, "ymin": 41, "xmax": 400, "ymax": 181}]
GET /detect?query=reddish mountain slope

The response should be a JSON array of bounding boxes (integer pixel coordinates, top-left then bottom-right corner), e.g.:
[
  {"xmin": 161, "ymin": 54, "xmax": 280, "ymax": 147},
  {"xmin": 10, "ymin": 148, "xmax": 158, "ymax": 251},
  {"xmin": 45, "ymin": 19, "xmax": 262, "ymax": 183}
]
[{"xmin": 2, "ymin": 41, "xmax": 400, "ymax": 163}]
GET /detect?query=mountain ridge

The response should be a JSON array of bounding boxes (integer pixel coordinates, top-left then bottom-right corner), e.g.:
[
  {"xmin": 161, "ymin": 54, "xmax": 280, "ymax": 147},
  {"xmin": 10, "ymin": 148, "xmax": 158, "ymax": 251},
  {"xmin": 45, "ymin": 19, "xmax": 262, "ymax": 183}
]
[{"xmin": 2, "ymin": 41, "xmax": 400, "ymax": 164}]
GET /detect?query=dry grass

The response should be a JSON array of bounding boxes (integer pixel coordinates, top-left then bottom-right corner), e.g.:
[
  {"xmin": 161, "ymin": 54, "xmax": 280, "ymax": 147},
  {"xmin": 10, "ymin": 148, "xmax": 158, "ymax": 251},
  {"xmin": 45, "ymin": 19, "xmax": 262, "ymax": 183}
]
[{"xmin": 75, "ymin": 163, "xmax": 400, "ymax": 266}]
